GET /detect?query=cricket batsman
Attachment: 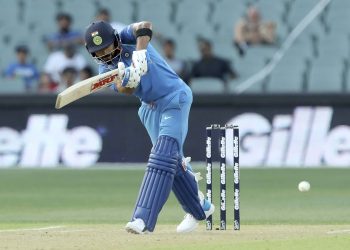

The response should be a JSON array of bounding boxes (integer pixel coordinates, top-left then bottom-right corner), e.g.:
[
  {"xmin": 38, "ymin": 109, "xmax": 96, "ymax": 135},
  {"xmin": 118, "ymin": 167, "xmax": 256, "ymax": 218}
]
[{"xmin": 84, "ymin": 20, "xmax": 214, "ymax": 234}]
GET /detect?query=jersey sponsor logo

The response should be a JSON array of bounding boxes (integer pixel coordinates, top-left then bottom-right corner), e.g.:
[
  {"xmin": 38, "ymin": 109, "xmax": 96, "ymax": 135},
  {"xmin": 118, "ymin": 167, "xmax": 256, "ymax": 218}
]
[
  {"xmin": 226, "ymin": 106, "xmax": 350, "ymax": 167},
  {"xmin": 0, "ymin": 114, "xmax": 102, "ymax": 168},
  {"xmin": 91, "ymin": 74, "xmax": 118, "ymax": 91}
]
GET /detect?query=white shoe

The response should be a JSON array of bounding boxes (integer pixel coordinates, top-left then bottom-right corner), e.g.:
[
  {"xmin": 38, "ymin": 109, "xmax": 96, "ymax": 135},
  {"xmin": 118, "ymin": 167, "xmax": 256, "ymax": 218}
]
[
  {"xmin": 176, "ymin": 204, "xmax": 215, "ymax": 233},
  {"xmin": 125, "ymin": 218, "xmax": 146, "ymax": 234},
  {"xmin": 176, "ymin": 213, "xmax": 199, "ymax": 233},
  {"xmin": 176, "ymin": 171, "xmax": 216, "ymax": 233}
]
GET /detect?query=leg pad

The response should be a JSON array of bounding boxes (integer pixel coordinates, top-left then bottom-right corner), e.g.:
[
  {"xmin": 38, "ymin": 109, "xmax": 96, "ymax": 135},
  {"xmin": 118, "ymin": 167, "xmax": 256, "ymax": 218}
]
[
  {"xmin": 172, "ymin": 163, "xmax": 206, "ymax": 221},
  {"xmin": 132, "ymin": 136, "xmax": 178, "ymax": 232}
]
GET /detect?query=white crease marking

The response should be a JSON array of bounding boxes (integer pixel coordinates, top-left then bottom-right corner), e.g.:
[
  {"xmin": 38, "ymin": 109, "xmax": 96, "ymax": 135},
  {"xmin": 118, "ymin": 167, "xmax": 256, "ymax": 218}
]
[
  {"xmin": 0, "ymin": 225, "xmax": 65, "ymax": 233},
  {"xmin": 326, "ymin": 229, "xmax": 350, "ymax": 234}
]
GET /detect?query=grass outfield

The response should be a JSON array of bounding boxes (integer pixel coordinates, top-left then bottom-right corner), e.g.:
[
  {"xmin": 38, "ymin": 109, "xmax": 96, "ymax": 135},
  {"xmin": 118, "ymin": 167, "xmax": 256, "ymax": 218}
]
[{"xmin": 0, "ymin": 165, "xmax": 350, "ymax": 249}]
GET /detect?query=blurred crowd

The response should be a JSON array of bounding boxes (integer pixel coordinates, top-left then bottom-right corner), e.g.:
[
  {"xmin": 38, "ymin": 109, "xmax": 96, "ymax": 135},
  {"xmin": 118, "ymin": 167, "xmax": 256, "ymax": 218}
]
[{"xmin": 2, "ymin": 5, "xmax": 276, "ymax": 93}]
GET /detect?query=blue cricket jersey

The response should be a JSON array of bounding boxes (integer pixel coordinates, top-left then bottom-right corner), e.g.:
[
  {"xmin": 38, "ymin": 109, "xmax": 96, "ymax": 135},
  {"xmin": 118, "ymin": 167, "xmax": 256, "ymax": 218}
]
[{"xmin": 99, "ymin": 25, "xmax": 187, "ymax": 103}]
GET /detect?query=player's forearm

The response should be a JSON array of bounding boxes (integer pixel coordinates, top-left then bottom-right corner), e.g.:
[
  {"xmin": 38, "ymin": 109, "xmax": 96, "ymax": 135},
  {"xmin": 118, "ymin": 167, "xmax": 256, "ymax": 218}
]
[
  {"xmin": 133, "ymin": 21, "xmax": 152, "ymax": 50},
  {"xmin": 117, "ymin": 21, "xmax": 151, "ymax": 90},
  {"xmin": 136, "ymin": 36, "xmax": 150, "ymax": 50},
  {"xmin": 114, "ymin": 81, "xmax": 135, "ymax": 95}
]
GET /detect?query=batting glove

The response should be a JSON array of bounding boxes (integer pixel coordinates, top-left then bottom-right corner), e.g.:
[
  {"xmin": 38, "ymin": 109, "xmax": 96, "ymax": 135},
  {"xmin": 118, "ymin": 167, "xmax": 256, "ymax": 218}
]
[
  {"xmin": 118, "ymin": 62, "xmax": 141, "ymax": 88},
  {"xmin": 132, "ymin": 50, "xmax": 148, "ymax": 76}
]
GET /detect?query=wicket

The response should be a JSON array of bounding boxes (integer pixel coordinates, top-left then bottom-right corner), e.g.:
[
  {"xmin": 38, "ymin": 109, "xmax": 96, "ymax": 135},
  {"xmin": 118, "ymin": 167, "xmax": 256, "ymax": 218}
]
[{"xmin": 205, "ymin": 124, "xmax": 240, "ymax": 231}]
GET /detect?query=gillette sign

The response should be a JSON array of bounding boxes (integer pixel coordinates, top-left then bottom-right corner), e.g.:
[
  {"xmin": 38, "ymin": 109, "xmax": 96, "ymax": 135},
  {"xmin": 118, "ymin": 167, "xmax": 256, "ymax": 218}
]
[
  {"xmin": 227, "ymin": 106, "xmax": 350, "ymax": 167},
  {"xmin": 0, "ymin": 114, "xmax": 102, "ymax": 168}
]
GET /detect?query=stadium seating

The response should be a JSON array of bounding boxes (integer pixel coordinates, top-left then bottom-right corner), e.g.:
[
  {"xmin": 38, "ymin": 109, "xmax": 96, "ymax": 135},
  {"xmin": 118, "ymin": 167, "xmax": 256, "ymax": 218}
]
[
  {"xmin": 0, "ymin": 0, "xmax": 348, "ymax": 94},
  {"xmin": 190, "ymin": 77, "xmax": 225, "ymax": 94},
  {"xmin": 0, "ymin": 78, "xmax": 26, "ymax": 93},
  {"xmin": 267, "ymin": 56, "xmax": 306, "ymax": 93},
  {"xmin": 308, "ymin": 57, "xmax": 343, "ymax": 93}
]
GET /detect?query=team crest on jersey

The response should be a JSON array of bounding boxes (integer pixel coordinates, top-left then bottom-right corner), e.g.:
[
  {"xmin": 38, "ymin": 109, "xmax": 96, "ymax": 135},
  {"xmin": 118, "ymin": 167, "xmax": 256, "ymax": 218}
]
[{"xmin": 93, "ymin": 36, "xmax": 103, "ymax": 45}]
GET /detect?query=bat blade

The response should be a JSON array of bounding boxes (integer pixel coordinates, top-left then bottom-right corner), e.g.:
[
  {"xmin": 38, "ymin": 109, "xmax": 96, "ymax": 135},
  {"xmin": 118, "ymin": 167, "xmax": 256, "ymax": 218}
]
[{"xmin": 55, "ymin": 68, "xmax": 119, "ymax": 109}]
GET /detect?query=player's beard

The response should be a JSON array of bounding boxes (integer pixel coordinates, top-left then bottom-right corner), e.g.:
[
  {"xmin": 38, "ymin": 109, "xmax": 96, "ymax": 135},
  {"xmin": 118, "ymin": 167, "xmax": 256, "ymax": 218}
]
[{"xmin": 94, "ymin": 45, "xmax": 122, "ymax": 65}]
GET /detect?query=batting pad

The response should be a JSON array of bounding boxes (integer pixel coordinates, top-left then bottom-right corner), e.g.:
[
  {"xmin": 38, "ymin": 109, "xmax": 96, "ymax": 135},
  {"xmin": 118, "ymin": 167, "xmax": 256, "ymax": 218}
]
[
  {"xmin": 172, "ymin": 165, "xmax": 206, "ymax": 221},
  {"xmin": 132, "ymin": 135, "xmax": 178, "ymax": 232}
]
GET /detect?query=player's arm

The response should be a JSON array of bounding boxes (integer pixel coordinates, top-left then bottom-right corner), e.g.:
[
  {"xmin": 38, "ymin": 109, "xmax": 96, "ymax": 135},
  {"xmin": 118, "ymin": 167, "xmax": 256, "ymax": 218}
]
[
  {"xmin": 118, "ymin": 21, "xmax": 152, "ymax": 89},
  {"xmin": 114, "ymin": 81, "xmax": 135, "ymax": 95},
  {"xmin": 111, "ymin": 67, "xmax": 135, "ymax": 95},
  {"xmin": 129, "ymin": 21, "xmax": 152, "ymax": 76},
  {"xmin": 131, "ymin": 21, "xmax": 152, "ymax": 50},
  {"xmin": 97, "ymin": 64, "xmax": 134, "ymax": 95}
]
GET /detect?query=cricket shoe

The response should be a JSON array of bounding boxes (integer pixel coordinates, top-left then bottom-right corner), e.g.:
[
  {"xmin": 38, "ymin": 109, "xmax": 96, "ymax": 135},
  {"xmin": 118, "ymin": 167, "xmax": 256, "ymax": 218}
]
[
  {"xmin": 125, "ymin": 218, "xmax": 146, "ymax": 234},
  {"xmin": 176, "ymin": 199, "xmax": 215, "ymax": 233}
]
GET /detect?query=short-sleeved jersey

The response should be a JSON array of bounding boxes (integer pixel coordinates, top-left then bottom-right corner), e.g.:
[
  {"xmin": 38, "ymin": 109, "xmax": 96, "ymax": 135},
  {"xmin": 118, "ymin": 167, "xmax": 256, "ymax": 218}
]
[
  {"xmin": 99, "ymin": 25, "xmax": 187, "ymax": 103},
  {"xmin": 4, "ymin": 62, "xmax": 39, "ymax": 89}
]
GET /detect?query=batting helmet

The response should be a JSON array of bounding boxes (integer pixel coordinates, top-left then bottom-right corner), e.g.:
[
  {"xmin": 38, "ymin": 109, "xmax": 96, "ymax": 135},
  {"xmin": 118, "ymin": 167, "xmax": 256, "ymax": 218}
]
[{"xmin": 85, "ymin": 21, "xmax": 121, "ymax": 62}]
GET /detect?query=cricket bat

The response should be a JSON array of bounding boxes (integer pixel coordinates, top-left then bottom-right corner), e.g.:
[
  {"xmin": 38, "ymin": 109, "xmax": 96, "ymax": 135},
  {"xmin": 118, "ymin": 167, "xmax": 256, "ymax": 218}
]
[{"xmin": 55, "ymin": 68, "xmax": 119, "ymax": 109}]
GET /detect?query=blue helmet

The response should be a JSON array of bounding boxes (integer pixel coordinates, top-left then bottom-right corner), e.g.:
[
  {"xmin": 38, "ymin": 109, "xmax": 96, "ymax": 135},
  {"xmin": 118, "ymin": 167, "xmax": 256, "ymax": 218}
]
[{"xmin": 85, "ymin": 21, "xmax": 121, "ymax": 63}]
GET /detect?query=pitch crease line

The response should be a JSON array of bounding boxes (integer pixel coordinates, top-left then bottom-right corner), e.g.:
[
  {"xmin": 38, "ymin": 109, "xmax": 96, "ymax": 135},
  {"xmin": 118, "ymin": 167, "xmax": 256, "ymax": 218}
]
[
  {"xmin": 326, "ymin": 229, "xmax": 350, "ymax": 234},
  {"xmin": 0, "ymin": 225, "xmax": 65, "ymax": 233}
]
